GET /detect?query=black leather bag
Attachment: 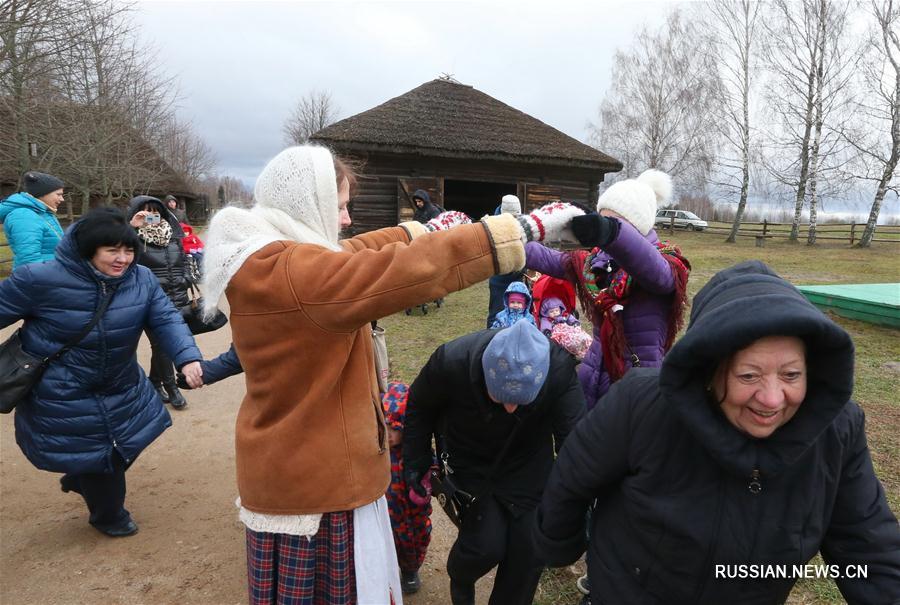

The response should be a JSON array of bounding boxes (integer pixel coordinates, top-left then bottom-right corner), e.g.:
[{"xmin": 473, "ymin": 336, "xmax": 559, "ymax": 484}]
[
  {"xmin": 430, "ymin": 423, "xmax": 521, "ymax": 528},
  {"xmin": 181, "ymin": 285, "xmax": 227, "ymax": 335},
  {"xmin": 429, "ymin": 456, "xmax": 476, "ymax": 529},
  {"xmin": 0, "ymin": 330, "xmax": 46, "ymax": 414},
  {"xmin": 0, "ymin": 290, "xmax": 114, "ymax": 414}
]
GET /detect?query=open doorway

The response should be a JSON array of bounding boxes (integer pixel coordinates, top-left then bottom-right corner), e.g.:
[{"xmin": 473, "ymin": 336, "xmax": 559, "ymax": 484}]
[{"xmin": 443, "ymin": 179, "xmax": 517, "ymax": 220}]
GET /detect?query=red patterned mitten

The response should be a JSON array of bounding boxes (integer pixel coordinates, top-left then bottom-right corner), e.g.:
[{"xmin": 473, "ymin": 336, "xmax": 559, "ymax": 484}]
[
  {"xmin": 424, "ymin": 211, "xmax": 473, "ymax": 232},
  {"xmin": 516, "ymin": 202, "xmax": 585, "ymax": 243}
]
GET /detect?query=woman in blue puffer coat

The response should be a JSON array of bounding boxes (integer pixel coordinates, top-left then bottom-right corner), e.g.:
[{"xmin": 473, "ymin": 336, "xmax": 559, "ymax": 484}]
[
  {"xmin": 0, "ymin": 207, "xmax": 203, "ymax": 537},
  {"xmin": 0, "ymin": 171, "xmax": 66, "ymax": 269}
]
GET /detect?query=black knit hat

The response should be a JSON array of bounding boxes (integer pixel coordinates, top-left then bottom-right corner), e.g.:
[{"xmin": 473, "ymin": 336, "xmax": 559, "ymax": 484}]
[{"xmin": 23, "ymin": 171, "xmax": 64, "ymax": 199}]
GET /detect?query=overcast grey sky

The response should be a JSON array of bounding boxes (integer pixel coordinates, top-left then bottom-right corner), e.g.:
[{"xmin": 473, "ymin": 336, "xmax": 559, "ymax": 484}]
[{"xmin": 134, "ymin": 0, "xmax": 672, "ymax": 185}]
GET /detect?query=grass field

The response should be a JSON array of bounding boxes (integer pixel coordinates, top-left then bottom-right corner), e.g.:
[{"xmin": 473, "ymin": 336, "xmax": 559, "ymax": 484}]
[
  {"xmin": 0, "ymin": 231, "xmax": 11, "ymax": 277},
  {"xmin": 380, "ymin": 232, "xmax": 900, "ymax": 605}
]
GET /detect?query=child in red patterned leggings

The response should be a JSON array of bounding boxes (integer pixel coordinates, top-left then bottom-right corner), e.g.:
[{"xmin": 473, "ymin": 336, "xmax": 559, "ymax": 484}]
[{"xmin": 382, "ymin": 382, "xmax": 433, "ymax": 595}]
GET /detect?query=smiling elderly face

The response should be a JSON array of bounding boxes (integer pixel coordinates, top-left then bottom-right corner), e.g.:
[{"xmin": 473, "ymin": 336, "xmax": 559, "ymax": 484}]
[{"xmin": 712, "ymin": 335, "xmax": 807, "ymax": 439}]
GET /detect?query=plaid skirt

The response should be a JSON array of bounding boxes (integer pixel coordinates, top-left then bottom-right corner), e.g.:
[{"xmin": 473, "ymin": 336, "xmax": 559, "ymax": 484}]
[{"xmin": 246, "ymin": 511, "xmax": 356, "ymax": 605}]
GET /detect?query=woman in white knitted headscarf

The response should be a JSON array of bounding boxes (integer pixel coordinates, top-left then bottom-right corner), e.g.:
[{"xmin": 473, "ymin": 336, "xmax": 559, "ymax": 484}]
[{"xmin": 202, "ymin": 145, "xmax": 585, "ymax": 605}]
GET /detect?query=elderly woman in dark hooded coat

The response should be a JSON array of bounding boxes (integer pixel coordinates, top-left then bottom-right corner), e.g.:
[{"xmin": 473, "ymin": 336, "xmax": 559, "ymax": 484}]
[{"xmin": 534, "ymin": 260, "xmax": 900, "ymax": 604}]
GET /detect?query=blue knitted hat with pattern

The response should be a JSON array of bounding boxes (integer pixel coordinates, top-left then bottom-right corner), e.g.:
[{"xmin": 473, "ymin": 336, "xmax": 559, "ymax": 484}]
[{"xmin": 482, "ymin": 321, "xmax": 550, "ymax": 405}]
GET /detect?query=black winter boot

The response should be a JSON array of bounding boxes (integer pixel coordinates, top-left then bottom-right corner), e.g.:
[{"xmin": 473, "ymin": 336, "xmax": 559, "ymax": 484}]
[
  {"xmin": 92, "ymin": 516, "xmax": 139, "ymax": 537},
  {"xmin": 401, "ymin": 570, "xmax": 421, "ymax": 594},
  {"xmin": 449, "ymin": 579, "xmax": 475, "ymax": 605},
  {"xmin": 154, "ymin": 383, "xmax": 171, "ymax": 404},
  {"xmin": 60, "ymin": 474, "xmax": 82, "ymax": 495},
  {"xmin": 165, "ymin": 383, "xmax": 187, "ymax": 410}
]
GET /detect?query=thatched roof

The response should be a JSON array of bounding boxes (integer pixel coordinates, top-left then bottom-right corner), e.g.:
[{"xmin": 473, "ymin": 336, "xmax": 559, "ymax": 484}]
[
  {"xmin": 312, "ymin": 79, "xmax": 621, "ymax": 171},
  {"xmin": 0, "ymin": 101, "xmax": 195, "ymax": 199}
]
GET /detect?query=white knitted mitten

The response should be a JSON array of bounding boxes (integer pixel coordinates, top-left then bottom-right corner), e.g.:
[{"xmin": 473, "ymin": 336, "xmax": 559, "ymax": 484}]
[
  {"xmin": 516, "ymin": 202, "xmax": 585, "ymax": 243},
  {"xmin": 423, "ymin": 210, "xmax": 473, "ymax": 232}
]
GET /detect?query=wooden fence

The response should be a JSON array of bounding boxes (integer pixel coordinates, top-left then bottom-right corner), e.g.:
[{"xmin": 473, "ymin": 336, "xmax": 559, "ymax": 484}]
[{"xmin": 657, "ymin": 218, "xmax": 900, "ymax": 246}]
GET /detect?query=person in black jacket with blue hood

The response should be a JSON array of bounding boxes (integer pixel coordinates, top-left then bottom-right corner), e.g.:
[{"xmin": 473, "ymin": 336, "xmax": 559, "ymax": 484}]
[
  {"xmin": 0, "ymin": 207, "xmax": 202, "ymax": 537},
  {"xmin": 403, "ymin": 321, "xmax": 585, "ymax": 605},
  {"xmin": 534, "ymin": 260, "xmax": 900, "ymax": 604}
]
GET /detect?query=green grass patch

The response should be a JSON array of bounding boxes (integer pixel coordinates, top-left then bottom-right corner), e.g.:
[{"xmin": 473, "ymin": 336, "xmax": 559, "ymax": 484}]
[
  {"xmin": 381, "ymin": 232, "xmax": 900, "ymax": 604},
  {"xmin": 0, "ymin": 231, "xmax": 10, "ymax": 278}
]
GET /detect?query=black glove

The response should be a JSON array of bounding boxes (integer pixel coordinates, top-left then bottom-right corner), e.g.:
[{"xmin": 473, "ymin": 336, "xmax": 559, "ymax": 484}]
[
  {"xmin": 405, "ymin": 469, "xmax": 428, "ymax": 498},
  {"xmin": 568, "ymin": 199, "xmax": 595, "ymax": 215},
  {"xmin": 571, "ymin": 214, "xmax": 620, "ymax": 249},
  {"xmin": 176, "ymin": 372, "xmax": 190, "ymax": 390}
]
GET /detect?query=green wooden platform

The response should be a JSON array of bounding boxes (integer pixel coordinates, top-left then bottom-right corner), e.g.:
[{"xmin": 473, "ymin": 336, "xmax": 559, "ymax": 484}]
[{"xmin": 796, "ymin": 283, "xmax": 900, "ymax": 328}]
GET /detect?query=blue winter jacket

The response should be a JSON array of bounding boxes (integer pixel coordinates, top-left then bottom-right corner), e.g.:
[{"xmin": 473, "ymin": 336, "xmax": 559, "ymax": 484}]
[
  {"xmin": 0, "ymin": 225, "xmax": 202, "ymax": 474},
  {"xmin": 490, "ymin": 281, "xmax": 536, "ymax": 329},
  {"xmin": 200, "ymin": 343, "xmax": 243, "ymax": 385},
  {"xmin": 0, "ymin": 192, "xmax": 64, "ymax": 269}
]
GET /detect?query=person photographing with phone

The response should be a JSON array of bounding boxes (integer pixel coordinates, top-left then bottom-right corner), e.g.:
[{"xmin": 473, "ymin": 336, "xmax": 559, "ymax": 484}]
[{"xmin": 128, "ymin": 196, "xmax": 194, "ymax": 409}]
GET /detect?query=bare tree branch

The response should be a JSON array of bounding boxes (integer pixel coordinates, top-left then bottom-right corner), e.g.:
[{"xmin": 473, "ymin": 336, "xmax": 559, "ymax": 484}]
[{"xmin": 282, "ymin": 90, "xmax": 339, "ymax": 145}]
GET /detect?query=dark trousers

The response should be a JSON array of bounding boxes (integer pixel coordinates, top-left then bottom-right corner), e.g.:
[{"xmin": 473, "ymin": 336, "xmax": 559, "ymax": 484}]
[
  {"xmin": 147, "ymin": 329, "xmax": 175, "ymax": 386},
  {"xmin": 60, "ymin": 452, "xmax": 130, "ymax": 528},
  {"xmin": 447, "ymin": 495, "xmax": 544, "ymax": 605}
]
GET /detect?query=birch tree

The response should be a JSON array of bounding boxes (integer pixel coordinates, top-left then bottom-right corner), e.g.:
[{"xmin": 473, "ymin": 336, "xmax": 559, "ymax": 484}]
[
  {"xmin": 588, "ymin": 9, "xmax": 721, "ymax": 192},
  {"xmin": 703, "ymin": 0, "xmax": 762, "ymax": 243},
  {"xmin": 847, "ymin": 0, "xmax": 900, "ymax": 247},
  {"xmin": 761, "ymin": 0, "xmax": 857, "ymax": 242}
]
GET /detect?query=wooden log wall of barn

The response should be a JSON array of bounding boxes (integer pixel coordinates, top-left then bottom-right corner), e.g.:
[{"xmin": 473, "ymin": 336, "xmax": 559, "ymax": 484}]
[
  {"xmin": 342, "ymin": 152, "xmax": 605, "ymax": 234},
  {"xmin": 522, "ymin": 184, "xmax": 593, "ymax": 211},
  {"xmin": 397, "ymin": 177, "xmax": 442, "ymax": 221},
  {"xmin": 348, "ymin": 175, "xmax": 400, "ymax": 233}
]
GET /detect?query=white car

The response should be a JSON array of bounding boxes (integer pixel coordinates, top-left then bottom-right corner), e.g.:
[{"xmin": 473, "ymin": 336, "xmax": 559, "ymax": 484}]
[{"xmin": 655, "ymin": 209, "xmax": 709, "ymax": 231}]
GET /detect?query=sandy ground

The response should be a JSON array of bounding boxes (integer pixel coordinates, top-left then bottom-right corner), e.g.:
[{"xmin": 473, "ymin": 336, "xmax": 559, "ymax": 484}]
[{"xmin": 0, "ymin": 321, "xmax": 501, "ymax": 605}]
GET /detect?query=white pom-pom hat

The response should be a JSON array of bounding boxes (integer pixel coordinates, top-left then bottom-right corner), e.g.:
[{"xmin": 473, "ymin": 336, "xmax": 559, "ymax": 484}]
[{"xmin": 596, "ymin": 169, "xmax": 672, "ymax": 235}]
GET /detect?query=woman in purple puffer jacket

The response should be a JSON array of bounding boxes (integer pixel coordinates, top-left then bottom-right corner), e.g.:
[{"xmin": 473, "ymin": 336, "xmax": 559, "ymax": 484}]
[{"xmin": 527, "ymin": 170, "xmax": 690, "ymax": 410}]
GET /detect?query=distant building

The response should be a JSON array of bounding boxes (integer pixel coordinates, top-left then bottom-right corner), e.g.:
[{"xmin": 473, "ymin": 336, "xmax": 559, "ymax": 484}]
[
  {"xmin": 0, "ymin": 105, "xmax": 201, "ymax": 223},
  {"xmin": 311, "ymin": 78, "xmax": 622, "ymax": 233}
]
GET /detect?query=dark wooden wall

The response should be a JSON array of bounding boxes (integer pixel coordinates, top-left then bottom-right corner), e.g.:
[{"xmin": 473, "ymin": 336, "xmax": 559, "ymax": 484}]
[
  {"xmin": 340, "ymin": 151, "xmax": 607, "ymax": 234},
  {"xmin": 523, "ymin": 184, "xmax": 593, "ymax": 211},
  {"xmin": 349, "ymin": 175, "xmax": 399, "ymax": 230}
]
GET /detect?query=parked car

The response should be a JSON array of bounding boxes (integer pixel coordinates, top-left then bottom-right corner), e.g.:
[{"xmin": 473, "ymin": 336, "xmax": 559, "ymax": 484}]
[{"xmin": 655, "ymin": 209, "xmax": 709, "ymax": 231}]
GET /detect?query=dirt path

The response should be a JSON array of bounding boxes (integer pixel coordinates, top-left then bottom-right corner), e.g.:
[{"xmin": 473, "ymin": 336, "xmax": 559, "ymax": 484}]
[{"xmin": 0, "ymin": 322, "xmax": 508, "ymax": 605}]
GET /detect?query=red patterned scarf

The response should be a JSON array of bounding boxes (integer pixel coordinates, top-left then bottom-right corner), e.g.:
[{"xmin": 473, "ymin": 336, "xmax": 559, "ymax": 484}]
[{"xmin": 563, "ymin": 242, "xmax": 690, "ymax": 382}]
